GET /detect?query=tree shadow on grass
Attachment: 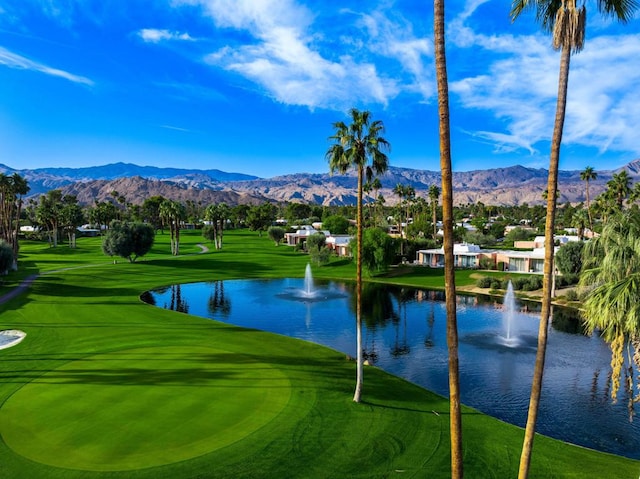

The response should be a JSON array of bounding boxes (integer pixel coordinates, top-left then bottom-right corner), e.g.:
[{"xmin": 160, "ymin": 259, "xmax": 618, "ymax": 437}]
[{"xmin": 0, "ymin": 349, "xmax": 349, "ymax": 390}]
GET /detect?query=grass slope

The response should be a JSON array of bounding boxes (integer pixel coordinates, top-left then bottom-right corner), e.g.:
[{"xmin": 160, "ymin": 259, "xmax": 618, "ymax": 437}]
[{"xmin": 0, "ymin": 230, "xmax": 637, "ymax": 478}]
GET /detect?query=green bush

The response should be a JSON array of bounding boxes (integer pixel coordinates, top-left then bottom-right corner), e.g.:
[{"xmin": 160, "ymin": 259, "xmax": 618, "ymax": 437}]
[
  {"xmin": 565, "ymin": 289, "xmax": 579, "ymax": 301},
  {"xmin": 476, "ymin": 277, "xmax": 493, "ymax": 288},
  {"xmin": 0, "ymin": 240, "xmax": 13, "ymax": 274}
]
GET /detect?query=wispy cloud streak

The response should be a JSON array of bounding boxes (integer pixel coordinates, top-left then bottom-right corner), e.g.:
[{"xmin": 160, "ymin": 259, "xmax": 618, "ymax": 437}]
[{"xmin": 0, "ymin": 46, "xmax": 93, "ymax": 85}]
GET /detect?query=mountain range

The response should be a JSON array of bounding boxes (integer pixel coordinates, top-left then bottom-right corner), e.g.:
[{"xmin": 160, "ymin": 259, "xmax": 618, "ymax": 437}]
[{"xmin": 1, "ymin": 160, "xmax": 638, "ymax": 207}]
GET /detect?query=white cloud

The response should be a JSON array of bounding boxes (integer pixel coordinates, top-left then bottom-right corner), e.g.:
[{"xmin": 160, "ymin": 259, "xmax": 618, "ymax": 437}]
[
  {"xmin": 449, "ymin": 0, "xmax": 640, "ymax": 158},
  {"xmin": 354, "ymin": 9, "xmax": 434, "ymax": 100},
  {"xmin": 173, "ymin": 0, "xmax": 433, "ymax": 110},
  {"xmin": 0, "ymin": 46, "xmax": 93, "ymax": 85},
  {"xmin": 138, "ymin": 28, "xmax": 194, "ymax": 43}
]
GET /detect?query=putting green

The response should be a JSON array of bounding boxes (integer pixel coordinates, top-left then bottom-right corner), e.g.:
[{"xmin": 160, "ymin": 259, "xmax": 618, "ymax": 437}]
[{"xmin": 0, "ymin": 345, "xmax": 291, "ymax": 471}]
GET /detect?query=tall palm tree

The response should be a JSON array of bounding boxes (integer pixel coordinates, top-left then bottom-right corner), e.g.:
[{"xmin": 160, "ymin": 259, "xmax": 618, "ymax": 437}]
[
  {"xmin": 580, "ymin": 209, "xmax": 640, "ymax": 413},
  {"xmin": 434, "ymin": 1, "xmax": 463, "ymax": 477},
  {"xmin": 511, "ymin": 1, "xmax": 637, "ymax": 477},
  {"xmin": 606, "ymin": 169, "xmax": 632, "ymax": 209},
  {"xmin": 580, "ymin": 166, "xmax": 597, "ymax": 231},
  {"xmin": 393, "ymin": 183, "xmax": 406, "ymax": 235},
  {"xmin": 428, "ymin": 184, "xmax": 440, "ymax": 240},
  {"xmin": 370, "ymin": 177, "xmax": 383, "ymax": 227},
  {"xmin": 160, "ymin": 200, "xmax": 186, "ymax": 255},
  {"xmin": 326, "ymin": 108, "xmax": 390, "ymax": 403}
]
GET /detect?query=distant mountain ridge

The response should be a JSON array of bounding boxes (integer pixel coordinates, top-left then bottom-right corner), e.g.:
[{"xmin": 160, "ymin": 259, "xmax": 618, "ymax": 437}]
[{"xmin": 2, "ymin": 159, "xmax": 638, "ymax": 207}]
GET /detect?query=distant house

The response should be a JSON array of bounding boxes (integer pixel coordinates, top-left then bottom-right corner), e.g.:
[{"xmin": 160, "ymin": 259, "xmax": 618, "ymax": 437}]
[
  {"xmin": 416, "ymin": 243, "xmax": 555, "ymax": 273},
  {"xmin": 417, "ymin": 243, "xmax": 485, "ymax": 269},
  {"xmin": 514, "ymin": 234, "xmax": 580, "ymax": 249},
  {"xmin": 285, "ymin": 226, "xmax": 330, "ymax": 247},
  {"xmin": 325, "ymin": 234, "xmax": 352, "ymax": 257},
  {"xmin": 285, "ymin": 225, "xmax": 353, "ymax": 257}
]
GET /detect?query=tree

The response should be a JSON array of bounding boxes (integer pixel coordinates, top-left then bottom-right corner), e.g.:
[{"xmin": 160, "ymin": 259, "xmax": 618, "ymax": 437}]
[
  {"xmin": 246, "ymin": 203, "xmax": 276, "ymax": 235},
  {"xmin": 580, "ymin": 166, "xmax": 597, "ymax": 231},
  {"xmin": 102, "ymin": 221, "xmax": 155, "ymax": 263},
  {"xmin": 606, "ymin": 169, "xmax": 632, "ymax": 209},
  {"xmin": 285, "ymin": 202, "xmax": 312, "ymax": 224},
  {"xmin": 322, "ymin": 214, "xmax": 350, "ymax": 235},
  {"xmin": 141, "ymin": 196, "xmax": 166, "ymax": 232},
  {"xmin": 326, "ymin": 108, "xmax": 390, "ymax": 403},
  {"xmin": 36, "ymin": 190, "xmax": 63, "ymax": 247},
  {"xmin": 434, "ymin": 1, "xmax": 463, "ymax": 475},
  {"xmin": 511, "ymin": 0, "xmax": 637, "ymax": 476},
  {"xmin": 428, "ymin": 184, "xmax": 440, "ymax": 240},
  {"xmin": 580, "ymin": 210, "xmax": 640, "ymax": 416},
  {"xmin": 306, "ymin": 232, "xmax": 330, "ymax": 265},
  {"xmin": 355, "ymin": 227, "xmax": 395, "ymax": 275},
  {"xmin": 0, "ymin": 240, "xmax": 13, "ymax": 275},
  {"xmin": 60, "ymin": 195, "xmax": 84, "ymax": 248},
  {"xmin": 570, "ymin": 207, "xmax": 589, "ymax": 240},
  {"xmin": 88, "ymin": 201, "xmax": 118, "ymax": 237},
  {"xmin": 0, "ymin": 173, "xmax": 29, "ymax": 269},
  {"xmin": 393, "ymin": 183, "xmax": 407, "ymax": 243},
  {"xmin": 555, "ymin": 241, "xmax": 583, "ymax": 276},
  {"xmin": 159, "ymin": 200, "xmax": 186, "ymax": 255},
  {"xmin": 267, "ymin": 226, "xmax": 285, "ymax": 246},
  {"xmin": 204, "ymin": 203, "xmax": 230, "ymax": 250}
]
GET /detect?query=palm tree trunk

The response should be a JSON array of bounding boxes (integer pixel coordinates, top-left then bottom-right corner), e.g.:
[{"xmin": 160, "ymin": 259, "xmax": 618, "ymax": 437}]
[
  {"xmin": 353, "ymin": 165, "xmax": 364, "ymax": 403},
  {"xmin": 518, "ymin": 44, "xmax": 571, "ymax": 479},
  {"xmin": 586, "ymin": 181, "xmax": 593, "ymax": 233},
  {"xmin": 434, "ymin": 1, "xmax": 463, "ymax": 477}
]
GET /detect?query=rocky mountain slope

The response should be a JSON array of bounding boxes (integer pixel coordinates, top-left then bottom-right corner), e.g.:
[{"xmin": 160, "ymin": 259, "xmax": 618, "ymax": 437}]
[{"xmin": 2, "ymin": 159, "xmax": 638, "ymax": 207}]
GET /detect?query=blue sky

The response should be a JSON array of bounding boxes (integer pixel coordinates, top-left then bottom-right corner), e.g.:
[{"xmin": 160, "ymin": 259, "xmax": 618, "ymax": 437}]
[{"xmin": 0, "ymin": 0, "xmax": 638, "ymax": 178}]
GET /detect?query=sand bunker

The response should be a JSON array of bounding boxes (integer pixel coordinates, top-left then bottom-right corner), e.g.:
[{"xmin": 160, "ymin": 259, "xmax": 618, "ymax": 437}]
[{"xmin": 0, "ymin": 330, "xmax": 26, "ymax": 350}]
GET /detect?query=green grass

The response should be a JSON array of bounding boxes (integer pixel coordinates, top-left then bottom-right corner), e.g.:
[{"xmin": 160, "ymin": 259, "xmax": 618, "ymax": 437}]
[{"xmin": 0, "ymin": 230, "xmax": 637, "ymax": 478}]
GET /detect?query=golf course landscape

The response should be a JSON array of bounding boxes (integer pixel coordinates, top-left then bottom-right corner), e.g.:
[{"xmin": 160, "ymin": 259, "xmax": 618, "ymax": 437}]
[{"xmin": 0, "ymin": 229, "xmax": 638, "ymax": 478}]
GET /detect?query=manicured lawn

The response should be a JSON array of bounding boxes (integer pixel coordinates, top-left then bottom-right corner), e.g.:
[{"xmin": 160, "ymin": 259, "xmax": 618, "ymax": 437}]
[{"xmin": 0, "ymin": 230, "xmax": 637, "ymax": 478}]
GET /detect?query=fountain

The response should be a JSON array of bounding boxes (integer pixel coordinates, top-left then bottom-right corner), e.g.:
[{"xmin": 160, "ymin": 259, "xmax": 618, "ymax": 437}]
[
  {"xmin": 499, "ymin": 281, "xmax": 520, "ymax": 347},
  {"xmin": 303, "ymin": 263, "xmax": 315, "ymax": 298},
  {"xmin": 276, "ymin": 264, "xmax": 346, "ymax": 302}
]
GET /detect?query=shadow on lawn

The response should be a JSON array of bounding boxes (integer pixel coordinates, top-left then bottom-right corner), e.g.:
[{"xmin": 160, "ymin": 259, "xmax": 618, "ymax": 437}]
[{"xmin": 0, "ymin": 349, "xmax": 349, "ymax": 389}]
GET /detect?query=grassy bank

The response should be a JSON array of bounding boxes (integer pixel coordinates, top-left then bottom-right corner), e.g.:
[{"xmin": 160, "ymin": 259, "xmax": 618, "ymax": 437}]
[{"xmin": 0, "ymin": 229, "xmax": 637, "ymax": 478}]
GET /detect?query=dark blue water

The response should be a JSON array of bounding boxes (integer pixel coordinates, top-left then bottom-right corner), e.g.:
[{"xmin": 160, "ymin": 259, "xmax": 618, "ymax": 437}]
[{"xmin": 143, "ymin": 279, "xmax": 640, "ymax": 459}]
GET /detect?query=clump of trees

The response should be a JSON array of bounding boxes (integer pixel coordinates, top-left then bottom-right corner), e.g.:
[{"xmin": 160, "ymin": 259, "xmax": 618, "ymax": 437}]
[
  {"xmin": 306, "ymin": 232, "xmax": 330, "ymax": 265},
  {"xmin": 102, "ymin": 221, "xmax": 155, "ymax": 263},
  {"xmin": 0, "ymin": 173, "xmax": 29, "ymax": 270},
  {"xmin": 353, "ymin": 227, "xmax": 396, "ymax": 276}
]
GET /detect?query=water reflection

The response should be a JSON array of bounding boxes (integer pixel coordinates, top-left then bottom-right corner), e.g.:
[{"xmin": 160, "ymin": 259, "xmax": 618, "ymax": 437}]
[
  {"xmin": 207, "ymin": 281, "xmax": 231, "ymax": 318},
  {"xmin": 143, "ymin": 278, "xmax": 640, "ymax": 459}
]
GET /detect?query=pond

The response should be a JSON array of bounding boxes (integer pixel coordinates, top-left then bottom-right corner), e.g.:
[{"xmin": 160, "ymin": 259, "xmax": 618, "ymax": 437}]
[{"xmin": 142, "ymin": 278, "xmax": 640, "ymax": 459}]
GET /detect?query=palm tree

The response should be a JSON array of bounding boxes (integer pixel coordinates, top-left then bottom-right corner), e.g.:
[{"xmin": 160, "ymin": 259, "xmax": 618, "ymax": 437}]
[
  {"xmin": 160, "ymin": 200, "xmax": 186, "ymax": 255},
  {"xmin": 428, "ymin": 184, "xmax": 440, "ymax": 240},
  {"xmin": 606, "ymin": 169, "xmax": 632, "ymax": 209},
  {"xmin": 580, "ymin": 166, "xmax": 597, "ymax": 231},
  {"xmin": 580, "ymin": 210, "xmax": 640, "ymax": 414},
  {"xmin": 393, "ymin": 184, "xmax": 406, "ymax": 235},
  {"xmin": 511, "ymin": 1, "xmax": 637, "ymax": 477},
  {"xmin": 434, "ymin": 1, "xmax": 463, "ymax": 476},
  {"xmin": 326, "ymin": 108, "xmax": 390, "ymax": 403},
  {"xmin": 570, "ymin": 207, "xmax": 589, "ymax": 240},
  {"xmin": 370, "ymin": 177, "xmax": 383, "ymax": 227}
]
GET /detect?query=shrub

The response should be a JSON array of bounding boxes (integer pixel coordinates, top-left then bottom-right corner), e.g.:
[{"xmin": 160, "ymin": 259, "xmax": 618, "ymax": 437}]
[
  {"xmin": 0, "ymin": 240, "xmax": 13, "ymax": 275},
  {"xmin": 476, "ymin": 276, "xmax": 493, "ymax": 288},
  {"xmin": 565, "ymin": 289, "xmax": 579, "ymax": 301}
]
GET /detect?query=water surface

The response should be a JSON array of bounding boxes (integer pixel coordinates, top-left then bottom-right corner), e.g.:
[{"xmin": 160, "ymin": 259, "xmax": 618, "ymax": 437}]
[{"xmin": 143, "ymin": 278, "xmax": 640, "ymax": 459}]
